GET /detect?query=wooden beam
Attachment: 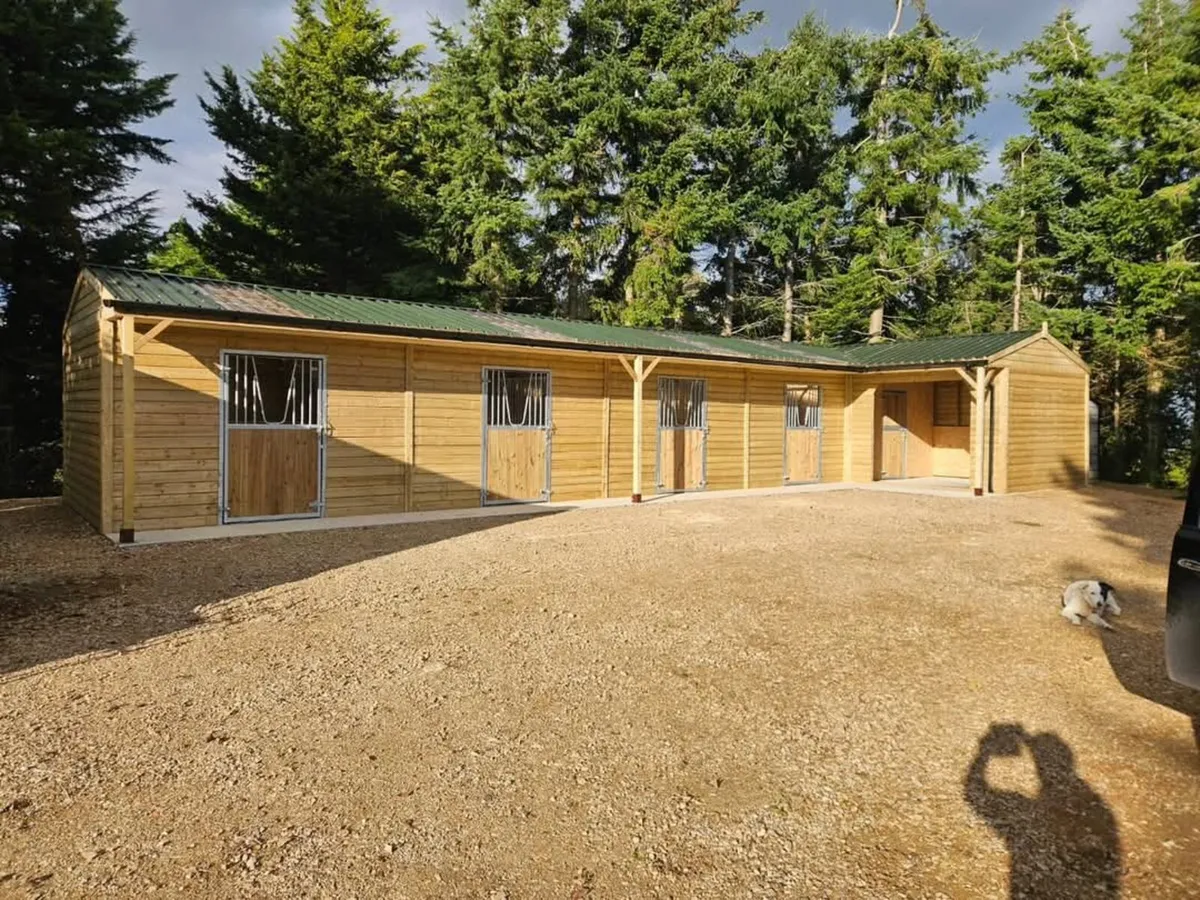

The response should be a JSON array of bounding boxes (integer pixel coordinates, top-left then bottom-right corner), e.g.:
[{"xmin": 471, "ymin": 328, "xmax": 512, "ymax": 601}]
[
  {"xmin": 119, "ymin": 315, "xmax": 136, "ymax": 542},
  {"xmin": 601, "ymin": 361, "xmax": 611, "ymax": 499},
  {"xmin": 641, "ymin": 356, "xmax": 662, "ymax": 382},
  {"xmin": 842, "ymin": 374, "xmax": 854, "ymax": 482},
  {"xmin": 132, "ymin": 317, "xmax": 175, "ymax": 352},
  {"xmin": 617, "ymin": 355, "xmax": 636, "ymax": 380},
  {"xmin": 973, "ymin": 365, "xmax": 987, "ymax": 497},
  {"xmin": 404, "ymin": 343, "xmax": 414, "ymax": 512},
  {"xmin": 632, "ymin": 355, "xmax": 644, "ymax": 502},
  {"xmin": 99, "ymin": 315, "xmax": 114, "ymax": 534},
  {"xmin": 954, "ymin": 367, "xmax": 975, "ymax": 388},
  {"xmin": 742, "ymin": 370, "xmax": 750, "ymax": 489},
  {"xmin": 1083, "ymin": 370, "xmax": 1091, "ymax": 487}
]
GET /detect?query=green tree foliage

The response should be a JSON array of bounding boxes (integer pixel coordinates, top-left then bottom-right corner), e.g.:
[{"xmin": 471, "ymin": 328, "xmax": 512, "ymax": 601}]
[
  {"xmin": 833, "ymin": 0, "xmax": 994, "ymax": 342},
  {"xmin": 0, "ymin": 0, "xmax": 173, "ymax": 495},
  {"xmin": 147, "ymin": 219, "xmax": 223, "ymax": 278},
  {"xmin": 184, "ymin": 0, "xmax": 444, "ymax": 298}
]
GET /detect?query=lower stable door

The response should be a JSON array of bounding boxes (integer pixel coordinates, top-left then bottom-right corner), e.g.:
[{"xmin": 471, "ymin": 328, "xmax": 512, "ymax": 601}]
[
  {"xmin": 657, "ymin": 376, "xmax": 707, "ymax": 492},
  {"xmin": 221, "ymin": 351, "xmax": 325, "ymax": 522},
  {"xmin": 784, "ymin": 384, "xmax": 821, "ymax": 484},
  {"xmin": 482, "ymin": 367, "xmax": 552, "ymax": 504}
]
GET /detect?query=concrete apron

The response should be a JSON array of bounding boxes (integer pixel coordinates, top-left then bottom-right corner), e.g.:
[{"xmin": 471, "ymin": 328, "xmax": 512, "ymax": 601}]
[{"xmin": 108, "ymin": 478, "xmax": 981, "ymax": 547}]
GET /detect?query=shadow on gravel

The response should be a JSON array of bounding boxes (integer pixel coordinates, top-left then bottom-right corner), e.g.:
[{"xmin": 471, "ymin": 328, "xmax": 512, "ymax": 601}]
[
  {"xmin": 1099, "ymin": 603, "xmax": 1200, "ymax": 752},
  {"xmin": 964, "ymin": 723, "xmax": 1122, "ymax": 899},
  {"xmin": 0, "ymin": 501, "xmax": 561, "ymax": 678}
]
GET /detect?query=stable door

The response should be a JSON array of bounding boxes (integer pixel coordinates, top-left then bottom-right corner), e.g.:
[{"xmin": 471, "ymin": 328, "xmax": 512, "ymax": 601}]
[
  {"xmin": 784, "ymin": 385, "xmax": 821, "ymax": 484},
  {"xmin": 880, "ymin": 389, "xmax": 908, "ymax": 479},
  {"xmin": 483, "ymin": 368, "xmax": 551, "ymax": 504},
  {"xmin": 657, "ymin": 377, "xmax": 707, "ymax": 492},
  {"xmin": 221, "ymin": 352, "xmax": 325, "ymax": 522}
]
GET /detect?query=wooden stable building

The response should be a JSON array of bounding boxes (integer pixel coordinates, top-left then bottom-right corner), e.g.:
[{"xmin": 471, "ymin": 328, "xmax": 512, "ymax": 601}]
[{"xmin": 61, "ymin": 267, "xmax": 1090, "ymax": 542}]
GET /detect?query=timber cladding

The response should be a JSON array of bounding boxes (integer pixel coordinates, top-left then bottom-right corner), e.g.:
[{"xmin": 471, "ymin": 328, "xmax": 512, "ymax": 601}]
[
  {"xmin": 96, "ymin": 322, "xmax": 859, "ymax": 533},
  {"xmin": 61, "ymin": 272, "xmax": 1093, "ymax": 539},
  {"xmin": 997, "ymin": 338, "xmax": 1087, "ymax": 491},
  {"xmin": 61, "ymin": 278, "xmax": 105, "ymax": 529}
]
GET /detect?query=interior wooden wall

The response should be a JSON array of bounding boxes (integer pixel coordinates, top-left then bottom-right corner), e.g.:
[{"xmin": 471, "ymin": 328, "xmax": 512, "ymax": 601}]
[{"xmin": 61, "ymin": 279, "xmax": 106, "ymax": 529}]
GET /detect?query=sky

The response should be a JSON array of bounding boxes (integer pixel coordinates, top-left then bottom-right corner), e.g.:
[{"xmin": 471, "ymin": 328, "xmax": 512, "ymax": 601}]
[{"xmin": 121, "ymin": 0, "xmax": 1140, "ymax": 226}]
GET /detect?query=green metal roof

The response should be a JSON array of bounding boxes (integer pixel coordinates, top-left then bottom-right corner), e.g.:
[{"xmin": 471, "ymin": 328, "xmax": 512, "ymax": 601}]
[
  {"xmin": 85, "ymin": 266, "xmax": 1036, "ymax": 371},
  {"xmin": 839, "ymin": 331, "xmax": 1039, "ymax": 367}
]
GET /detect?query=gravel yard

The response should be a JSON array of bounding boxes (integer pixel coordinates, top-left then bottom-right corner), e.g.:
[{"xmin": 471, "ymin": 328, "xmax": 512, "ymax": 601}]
[{"xmin": 1, "ymin": 486, "xmax": 1198, "ymax": 899}]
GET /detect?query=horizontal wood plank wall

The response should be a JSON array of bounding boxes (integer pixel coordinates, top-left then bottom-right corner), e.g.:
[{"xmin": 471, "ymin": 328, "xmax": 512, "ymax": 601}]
[
  {"xmin": 845, "ymin": 383, "xmax": 878, "ymax": 483},
  {"xmin": 113, "ymin": 327, "xmax": 409, "ymax": 531},
  {"xmin": 995, "ymin": 338, "xmax": 1086, "ymax": 491},
  {"xmin": 61, "ymin": 282, "xmax": 104, "ymax": 529},
  {"xmin": 411, "ymin": 345, "xmax": 603, "ymax": 509},
  {"xmin": 748, "ymin": 371, "xmax": 846, "ymax": 487}
]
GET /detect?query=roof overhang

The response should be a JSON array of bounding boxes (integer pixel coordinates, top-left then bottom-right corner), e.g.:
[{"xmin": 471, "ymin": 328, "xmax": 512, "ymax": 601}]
[{"xmin": 108, "ymin": 301, "xmax": 860, "ymax": 373}]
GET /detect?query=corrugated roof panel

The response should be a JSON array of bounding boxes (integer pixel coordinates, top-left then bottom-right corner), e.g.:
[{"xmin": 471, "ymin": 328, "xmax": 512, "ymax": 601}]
[
  {"xmin": 87, "ymin": 266, "xmax": 1039, "ymax": 370},
  {"xmin": 839, "ymin": 332, "xmax": 1035, "ymax": 367}
]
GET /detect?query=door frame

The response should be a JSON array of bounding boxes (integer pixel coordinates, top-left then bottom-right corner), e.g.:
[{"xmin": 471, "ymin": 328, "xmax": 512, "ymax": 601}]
[
  {"xmin": 655, "ymin": 375, "xmax": 708, "ymax": 493},
  {"xmin": 480, "ymin": 366, "xmax": 553, "ymax": 506},
  {"xmin": 218, "ymin": 349, "xmax": 328, "ymax": 524},
  {"xmin": 782, "ymin": 383, "xmax": 823, "ymax": 485},
  {"xmin": 880, "ymin": 389, "xmax": 908, "ymax": 480}
]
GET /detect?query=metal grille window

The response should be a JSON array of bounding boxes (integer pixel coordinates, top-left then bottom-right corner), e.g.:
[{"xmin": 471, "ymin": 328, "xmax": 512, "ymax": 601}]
[
  {"xmin": 226, "ymin": 354, "xmax": 322, "ymax": 426},
  {"xmin": 934, "ymin": 381, "xmax": 970, "ymax": 427},
  {"xmin": 785, "ymin": 386, "xmax": 821, "ymax": 429},
  {"xmin": 485, "ymin": 369, "xmax": 549, "ymax": 428},
  {"xmin": 658, "ymin": 377, "xmax": 707, "ymax": 429}
]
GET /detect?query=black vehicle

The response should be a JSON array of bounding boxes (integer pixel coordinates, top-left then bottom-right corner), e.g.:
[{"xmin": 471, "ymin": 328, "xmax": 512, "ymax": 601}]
[{"xmin": 1167, "ymin": 458, "xmax": 1200, "ymax": 689}]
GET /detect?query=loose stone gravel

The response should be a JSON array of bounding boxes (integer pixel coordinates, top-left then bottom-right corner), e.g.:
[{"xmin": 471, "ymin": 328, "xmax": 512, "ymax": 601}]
[{"xmin": 0, "ymin": 487, "xmax": 1197, "ymax": 898}]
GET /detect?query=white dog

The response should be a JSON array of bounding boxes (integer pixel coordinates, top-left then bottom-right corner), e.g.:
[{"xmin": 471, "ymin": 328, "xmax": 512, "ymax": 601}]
[{"xmin": 1061, "ymin": 580, "xmax": 1122, "ymax": 630}]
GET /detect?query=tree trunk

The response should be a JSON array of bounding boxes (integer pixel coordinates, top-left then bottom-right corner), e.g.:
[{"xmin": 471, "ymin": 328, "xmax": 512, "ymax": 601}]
[
  {"xmin": 722, "ymin": 242, "xmax": 735, "ymax": 337},
  {"xmin": 1144, "ymin": 326, "xmax": 1167, "ymax": 484},
  {"xmin": 1011, "ymin": 235, "xmax": 1024, "ymax": 331},
  {"xmin": 781, "ymin": 256, "xmax": 795, "ymax": 343}
]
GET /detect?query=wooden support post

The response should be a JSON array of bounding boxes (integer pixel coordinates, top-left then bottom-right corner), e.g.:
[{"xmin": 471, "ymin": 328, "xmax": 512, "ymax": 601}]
[
  {"xmin": 632, "ymin": 355, "xmax": 644, "ymax": 502},
  {"xmin": 99, "ymin": 310, "xmax": 115, "ymax": 535},
  {"xmin": 742, "ymin": 371, "xmax": 750, "ymax": 489},
  {"xmin": 601, "ymin": 361, "xmax": 611, "ymax": 498},
  {"xmin": 1083, "ymin": 371, "xmax": 1091, "ymax": 487},
  {"xmin": 843, "ymin": 374, "xmax": 854, "ymax": 482},
  {"xmin": 119, "ymin": 315, "xmax": 136, "ymax": 542},
  {"xmin": 973, "ymin": 365, "xmax": 987, "ymax": 497},
  {"xmin": 404, "ymin": 344, "xmax": 414, "ymax": 512}
]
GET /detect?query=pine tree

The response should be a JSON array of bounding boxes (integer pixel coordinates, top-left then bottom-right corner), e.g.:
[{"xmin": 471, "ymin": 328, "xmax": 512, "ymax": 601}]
[
  {"xmin": 188, "ymin": 0, "xmax": 442, "ymax": 298},
  {"xmin": 422, "ymin": 0, "xmax": 568, "ymax": 312},
  {"xmin": 747, "ymin": 16, "xmax": 852, "ymax": 342},
  {"xmin": 836, "ymin": 0, "xmax": 994, "ymax": 341},
  {"xmin": 0, "ymin": 0, "xmax": 173, "ymax": 494}
]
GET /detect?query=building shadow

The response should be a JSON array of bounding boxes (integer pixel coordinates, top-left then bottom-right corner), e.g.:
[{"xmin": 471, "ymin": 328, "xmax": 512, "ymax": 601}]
[
  {"xmin": 0, "ymin": 498, "xmax": 561, "ymax": 678},
  {"xmin": 964, "ymin": 723, "xmax": 1122, "ymax": 899}
]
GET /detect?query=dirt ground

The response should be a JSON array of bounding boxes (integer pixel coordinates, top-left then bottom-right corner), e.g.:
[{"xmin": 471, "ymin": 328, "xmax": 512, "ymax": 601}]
[{"xmin": 1, "ymin": 486, "xmax": 1198, "ymax": 899}]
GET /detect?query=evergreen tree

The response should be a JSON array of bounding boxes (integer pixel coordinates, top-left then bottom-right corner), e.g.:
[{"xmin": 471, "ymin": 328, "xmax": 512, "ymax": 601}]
[
  {"xmin": 147, "ymin": 219, "xmax": 223, "ymax": 279},
  {"xmin": 0, "ymin": 0, "xmax": 173, "ymax": 494},
  {"xmin": 422, "ymin": 0, "xmax": 568, "ymax": 312},
  {"xmin": 746, "ymin": 16, "xmax": 852, "ymax": 342},
  {"xmin": 836, "ymin": 0, "xmax": 994, "ymax": 341},
  {"xmin": 188, "ymin": 0, "xmax": 443, "ymax": 298}
]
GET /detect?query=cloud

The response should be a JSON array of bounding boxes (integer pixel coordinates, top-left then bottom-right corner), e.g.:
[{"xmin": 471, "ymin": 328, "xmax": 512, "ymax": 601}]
[{"xmin": 122, "ymin": 0, "xmax": 1139, "ymax": 229}]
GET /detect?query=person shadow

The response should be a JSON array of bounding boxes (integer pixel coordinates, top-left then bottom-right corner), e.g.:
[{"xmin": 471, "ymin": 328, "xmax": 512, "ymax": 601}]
[{"xmin": 964, "ymin": 723, "xmax": 1122, "ymax": 899}]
